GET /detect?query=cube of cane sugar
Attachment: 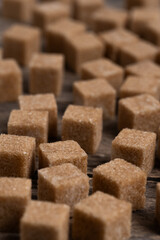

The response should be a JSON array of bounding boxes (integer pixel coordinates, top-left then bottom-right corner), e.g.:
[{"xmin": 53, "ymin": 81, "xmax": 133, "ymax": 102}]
[
  {"xmin": 156, "ymin": 183, "xmax": 160, "ymax": 225},
  {"xmin": 62, "ymin": 105, "xmax": 103, "ymax": 154},
  {"xmin": 119, "ymin": 40, "xmax": 158, "ymax": 67},
  {"xmin": 126, "ymin": 0, "xmax": 159, "ymax": 9},
  {"xmin": 20, "ymin": 200, "xmax": 70, "ymax": 240},
  {"xmin": 72, "ymin": 191, "xmax": 132, "ymax": 240},
  {"xmin": 81, "ymin": 58, "xmax": 124, "ymax": 91},
  {"xmin": 118, "ymin": 94, "xmax": 160, "ymax": 133},
  {"xmin": 2, "ymin": 0, "xmax": 36, "ymax": 23},
  {"xmin": 29, "ymin": 53, "xmax": 64, "ymax": 96},
  {"xmin": 33, "ymin": 2, "xmax": 71, "ymax": 30},
  {"xmin": 93, "ymin": 159, "xmax": 147, "ymax": 210},
  {"xmin": 8, "ymin": 110, "xmax": 48, "ymax": 148},
  {"xmin": 38, "ymin": 163, "xmax": 89, "ymax": 209},
  {"xmin": 0, "ymin": 134, "xmax": 36, "ymax": 178},
  {"xmin": 73, "ymin": 0, "xmax": 103, "ymax": 25},
  {"xmin": 0, "ymin": 59, "xmax": 22, "ymax": 102},
  {"xmin": 143, "ymin": 21, "xmax": 160, "ymax": 46},
  {"xmin": 73, "ymin": 79, "xmax": 116, "ymax": 120},
  {"xmin": 91, "ymin": 7, "xmax": 128, "ymax": 33},
  {"xmin": 65, "ymin": 33, "xmax": 104, "ymax": 73},
  {"xmin": 39, "ymin": 140, "xmax": 87, "ymax": 173},
  {"xmin": 157, "ymin": 127, "xmax": 160, "ymax": 160},
  {"xmin": 100, "ymin": 29, "xmax": 139, "ymax": 63},
  {"xmin": 119, "ymin": 76, "xmax": 160, "ymax": 100},
  {"xmin": 111, "ymin": 129, "xmax": 156, "ymax": 175},
  {"xmin": 0, "ymin": 177, "xmax": 31, "ymax": 232},
  {"xmin": 19, "ymin": 94, "xmax": 57, "ymax": 138},
  {"xmin": 3, "ymin": 24, "xmax": 41, "ymax": 66},
  {"xmin": 45, "ymin": 18, "xmax": 86, "ymax": 54}
]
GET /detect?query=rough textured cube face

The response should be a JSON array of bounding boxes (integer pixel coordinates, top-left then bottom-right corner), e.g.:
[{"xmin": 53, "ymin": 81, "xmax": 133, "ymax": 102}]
[
  {"xmin": 118, "ymin": 94, "xmax": 160, "ymax": 133},
  {"xmin": 72, "ymin": 191, "xmax": 132, "ymax": 240},
  {"xmin": 126, "ymin": 0, "xmax": 159, "ymax": 9},
  {"xmin": 119, "ymin": 76, "xmax": 160, "ymax": 100},
  {"xmin": 62, "ymin": 105, "xmax": 103, "ymax": 154},
  {"xmin": 156, "ymin": 183, "xmax": 160, "ymax": 225},
  {"xmin": 45, "ymin": 18, "xmax": 86, "ymax": 54},
  {"xmin": 111, "ymin": 128, "xmax": 156, "ymax": 175},
  {"xmin": 143, "ymin": 21, "xmax": 160, "ymax": 46},
  {"xmin": 39, "ymin": 140, "xmax": 87, "ymax": 173},
  {"xmin": 93, "ymin": 159, "xmax": 147, "ymax": 210},
  {"xmin": 38, "ymin": 163, "xmax": 89, "ymax": 209},
  {"xmin": 65, "ymin": 33, "xmax": 104, "ymax": 73},
  {"xmin": 157, "ymin": 127, "xmax": 160, "ymax": 160},
  {"xmin": 19, "ymin": 94, "xmax": 57, "ymax": 138},
  {"xmin": 20, "ymin": 201, "xmax": 70, "ymax": 240},
  {"xmin": 0, "ymin": 177, "xmax": 31, "ymax": 232},
  {"xmin": 73, "ymin": 79, "xmax": 116, "ymax": 120},
  {"xmin": 91, "ymin": 7, "xmax": 128, "ymax": 33},
  {"xmin": 29, "ymin": 53, "xmax": 64, "ymax": 97},
  {"xmin": 0, "ymin": 59, "xmax": 22, "ymax": 102},
  {"xmin": 81, "ymin": 58, "xmax": 124, "ymax": 91},
  {"xmin": 0, "ymin": 134, "xmax": 36, "ymax": 178},
  {"xmin": 33, "ymin": 2, "xmax": 71, "ymax": 30},
  {"xmin": 8, "ymin": 110, "xmax": 48, "ymax": 149},
  {"xmin": 2, "ymin": 0, "xmax": 36, "ymax": 22},
  {"xmin": 3, "ymin": 24, "xmax": 41, "ymax": 66}
]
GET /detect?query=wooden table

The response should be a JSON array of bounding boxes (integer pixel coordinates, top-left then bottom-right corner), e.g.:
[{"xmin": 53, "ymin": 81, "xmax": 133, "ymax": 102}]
[{"xmin": 0, "ymin": 0, "xmax": 160, "ymax": 239}]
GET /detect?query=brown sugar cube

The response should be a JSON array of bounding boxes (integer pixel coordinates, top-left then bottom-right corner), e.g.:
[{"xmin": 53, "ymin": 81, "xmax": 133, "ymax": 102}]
[
  {"xmin": 65, "ymin": 32, "xmax": 104, "ymax": 73},
  {"xmin": 125, "ymin": 0, "xmax": 159, "ymax": 9},
  {"xmin": 33, "ymin": 2, "xmax": 71, "ymax": 30},
  {"xmin": 111, "ymin": 128, "xmax": 156, "ymax": 175},
  {"xmin": 0, "ymin": 134, "xmax": 36, "ymax": 178},
  {"xmin": 118, "ymin": 94, "xmax": 160, "ymax": 133},
  {"xmin": 3, "ymin": 24, "xmax": 41, "ymax": 66},
  {"xmin": 72, "ymin": 191, "xmax": 132, "ymax": 240},
  {"xmin": 39, "ymin": 140, "xmax": 87, "ymax": 173},
  {"xmin": 19, "ymin": 94, "xmax": 57, "ymax": 138},
  {"xmin": 20, "ymin": 200, "xmax": 70, "ymax": 240},
  {"xmin": 91, "ymin": 7, "xmax": 128, "ymax": 33},
  {"xmin": 8, "ymin": 110, "xmax": 48, "ymax": 149},
  {"xmin": 29, "ymin": 53, "xmax": 64, "ymax": 96},
  {"xmin": 2, "ymin": 0, "xmax": 36, "ymax": 23},
  {"xmin": 119, "ymin": 76, "xmax": 160, "ymax": 100},
  {"xmin": 157, "ymin": 127, "xmax": 160, "ymax": 160},
  {"xmin": 81, "ymin": 58, "xmax": 124, "ymax": 91},
  {"xmin": 0, "ymin": 177, "xmax": 31, "ymax": 232},
  {"xmin": 45, "ymin": 18, "xmax": 86, "ymax": 54},
  {"xmin": 93, "ymin": 159, "xmax": 147, "ymax": 210},
  {"xmin": 38, "ymin": 163, "xmax": 89, "ymax": 209},
  {"xmin": 119, "ymin": 39, "xmax": 158, "ymax": 67},
  {"xmin": 143, "ymin": 21, "xmax": 160, "ymax": 46},
  {"xmin": 156, "ymin": 183, "xmax": 160, "ymax": 225},
  {"xmin": 73, "ymin": 79, "xmax": 116, "ymax": 120},
  {"xmin": 100, "ymin": 29, "xmax": 139, "ymax": 63},
  {"xmin": 0, "ymin": 59, "xmax": 22, "ymax": 102},
  {"xmin": 62, "ymin": 105, "xmax": 103, "ymax": 154},
  {"xmin": 73, "ymin": 0, "xmax": 104, "ymax": 26}
]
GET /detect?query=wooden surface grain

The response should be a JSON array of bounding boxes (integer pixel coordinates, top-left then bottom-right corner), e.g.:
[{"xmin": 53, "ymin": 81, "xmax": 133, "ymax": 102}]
[{"xmin": 0, "ymin": 0, "xmax": 160, "ymax": 239}]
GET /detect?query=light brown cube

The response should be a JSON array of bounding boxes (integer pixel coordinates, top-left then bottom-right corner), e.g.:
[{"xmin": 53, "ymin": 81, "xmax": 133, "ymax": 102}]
[
  {"xmin": 3, "ymin": 24, "xmax": 41, "ymax": 66},
  {"xmin": 125, "ymin": 0, "xmax": 159, "ymax": 9},
  {"xmin": 29, "ymin": 53, "xmax": 64, "ymax": 96},
  {"xmin": 111, "ymin": 128, "xmax": 156, "ymax": 175},
  {"xmin": 80, "ymin": 58, "xmax": 124, "ymax": 91},
  {"xmin": 45, "ymin": 18, "xmax": 86, "ymax": 54},
  {"xmin": 156, "ymin": 183, "xmax": 160, "ymax": 225},
  {"xmin": 62, "ymin": 105, "xmax": 103, "ymax": 154},
  {"xmin": 157, "ymin": 127, "xmax": 160, "ymax": 160},
  {"xmin": 73, "ymin": 79, "xmax": 116, "ymax": 120},
  {"xmin": 2, "ymin": 0, "xmax": 36, "ymax": 23},
  {"xmin": 19, "ymin": 94, "xmax": 57, "ymax": 138},
  {"xmin": 93, "ymin": 159, "xmax": 147, "ymax": 210},
  {"xmin": 33, "ymin": 2, "xmax": 71, "ymax": 30},
  {"xmin": 39, "ymin": 140, "xmax": 87, "ymax": 173},
  {"xmin": 143, "ymin": 21, "xmax": 160, "ymax": 46},
  {"xmin": 20, "ymin": 200, "xmax": 70, "ymax": 240},
  {"xmin": 0, "ymin": 177, "xmax": 31, "ymax": 232},
  {"xmin": 0, "ymin": 59, "xmax": 22, "ymax": 102},
  {"xmin": 72, "ymin": 191, "xmax": 132, "ymax": 240},
  {"xmin": 119, "ymin": 76, "xmax": 160, "ymax": 100},
  {"xmin": 8, "ymin": 110, "xmax": 48, "ymax": 149},
  {"xmin": 65, "ymin": 33, "xmax": 104, "ymax": 73},
  {"xmin": 38, "ymin": 163, "xmax": 89, "ymax": 209},
  {"xmin": 91, "ymin": 7, "xmax": 128, "ymax": 33},
  {"xmin": 118, "ymin": 94, "xmax": 160, "ymax": 133}
]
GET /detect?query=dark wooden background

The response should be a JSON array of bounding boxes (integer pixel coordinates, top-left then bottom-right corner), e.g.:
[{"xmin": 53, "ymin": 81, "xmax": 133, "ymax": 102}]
[{"xmin": 0, "ymin": 0, "xmax": 160, "ymax": 239}]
